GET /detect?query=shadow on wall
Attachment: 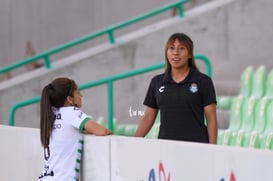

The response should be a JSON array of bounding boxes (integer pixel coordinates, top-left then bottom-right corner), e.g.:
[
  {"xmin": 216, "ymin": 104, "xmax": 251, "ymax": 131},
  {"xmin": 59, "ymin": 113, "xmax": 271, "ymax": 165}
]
[{"xmin": 0, "ymin": 40, "xmax": 43, "ymax": 82}]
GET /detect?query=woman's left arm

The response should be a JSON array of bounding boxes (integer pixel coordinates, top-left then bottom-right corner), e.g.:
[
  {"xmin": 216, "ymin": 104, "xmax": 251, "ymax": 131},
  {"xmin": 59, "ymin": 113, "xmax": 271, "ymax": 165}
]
[{"xmin": 204, "ymin": 104, "xmax": 218, "ymax": 144}]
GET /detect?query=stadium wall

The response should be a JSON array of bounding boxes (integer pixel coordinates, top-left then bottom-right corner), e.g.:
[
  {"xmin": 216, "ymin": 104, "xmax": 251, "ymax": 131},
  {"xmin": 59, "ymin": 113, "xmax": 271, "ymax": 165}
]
[{"xmin": 1, "ymin": 125, "xmax": 273, "ymax": 180}]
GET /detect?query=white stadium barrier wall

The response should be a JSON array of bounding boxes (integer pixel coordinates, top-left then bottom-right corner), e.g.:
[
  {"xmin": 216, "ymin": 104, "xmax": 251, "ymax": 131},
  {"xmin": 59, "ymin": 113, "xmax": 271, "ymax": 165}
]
[
  {"xmin": 84, "ymin": 136, "xmax": 273, "ymax": 181},
  {"xmin": 1, "ymin": 125, "xmax": 273, "ymax": 181},
  {"xmin": 0, "ymin": 125, "xmax": 43, "ymax": 180}
]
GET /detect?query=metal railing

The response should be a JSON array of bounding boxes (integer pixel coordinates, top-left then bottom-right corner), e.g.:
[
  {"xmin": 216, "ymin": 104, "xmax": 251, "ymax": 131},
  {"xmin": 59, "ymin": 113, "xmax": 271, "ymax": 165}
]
[
  {"xmin": 8, "ymin": 54, "xmax": 211, "ymax": 130},
  {"xmin": 0, "ymin": 0, "xmax": 190, "ymax": 75}
]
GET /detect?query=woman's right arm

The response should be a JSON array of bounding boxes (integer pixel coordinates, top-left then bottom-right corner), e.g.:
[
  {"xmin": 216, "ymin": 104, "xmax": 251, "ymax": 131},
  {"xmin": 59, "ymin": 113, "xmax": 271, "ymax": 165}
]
[
  {"xmin": 134, "ymin": 107, "xmax": 158, "ymax": 137},
  {"xmin": 83, "ymin": 120, "xmax": 112, "ymax": 136}
]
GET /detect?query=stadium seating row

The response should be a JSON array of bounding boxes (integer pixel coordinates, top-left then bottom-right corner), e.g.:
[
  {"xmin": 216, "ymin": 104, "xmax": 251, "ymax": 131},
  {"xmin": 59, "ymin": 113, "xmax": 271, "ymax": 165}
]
[
  {"xmin": 217, "ymin": 65, "xmax": 273, "ymax": 109},
  {"xmin": 217, "ymin": 65, "xmax": 273, "ymax": 150},
  {"xmin": 114, "ymin": 113, "xmax": 160, "ymax": 138},
  {"xmin": 217, "ymin": 96, "xmax": 273, "ymax": 150}
]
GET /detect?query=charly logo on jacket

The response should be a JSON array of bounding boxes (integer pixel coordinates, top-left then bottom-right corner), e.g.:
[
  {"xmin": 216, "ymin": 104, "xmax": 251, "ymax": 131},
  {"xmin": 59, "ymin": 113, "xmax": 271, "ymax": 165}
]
[
  {"xmin": 159, "ymin": 86, "xmax": 165, "ymax": 93},
  {"xmin": 189, "ymin": 83, "xmax": 198, "ymax": 93}
]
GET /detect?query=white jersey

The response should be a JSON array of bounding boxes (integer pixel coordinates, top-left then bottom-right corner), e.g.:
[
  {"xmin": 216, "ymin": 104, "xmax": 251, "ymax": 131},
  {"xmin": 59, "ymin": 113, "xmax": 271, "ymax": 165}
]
[{"xmin": 38, "ymin": 106, "xmax": 90, "ymax": 181}]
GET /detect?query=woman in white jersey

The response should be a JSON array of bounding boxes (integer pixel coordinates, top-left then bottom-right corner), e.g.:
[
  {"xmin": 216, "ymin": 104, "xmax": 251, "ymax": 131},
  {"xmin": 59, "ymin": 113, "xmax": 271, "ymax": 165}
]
[{"xmin": 38, "ymin": 77, "xmax": 112, "ymax": 181}]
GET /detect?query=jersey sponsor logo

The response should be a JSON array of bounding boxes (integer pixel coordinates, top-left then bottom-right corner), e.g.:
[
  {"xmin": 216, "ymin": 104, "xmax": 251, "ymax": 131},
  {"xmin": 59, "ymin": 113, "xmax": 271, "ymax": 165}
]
[
  {"xmin": 159, "ymin": 86, "xmax": 165, "ymax": 93},
  {"xmin": 54, "ymin": 113, "xmax": 62, "ymax": 120},
  {"xmin": 38, "ymin": 165, "xmax": 54, "ymax": 179},
  {"xmin": 189, "ymin": 83, "xmax": 198, "ymax": 93}
]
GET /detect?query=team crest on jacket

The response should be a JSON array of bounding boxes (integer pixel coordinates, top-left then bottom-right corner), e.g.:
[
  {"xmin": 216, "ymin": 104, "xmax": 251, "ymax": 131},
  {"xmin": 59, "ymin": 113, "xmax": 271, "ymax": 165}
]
[{"xmin": 189, "ymin": 83, "xmax": 198, "ymax": 93}]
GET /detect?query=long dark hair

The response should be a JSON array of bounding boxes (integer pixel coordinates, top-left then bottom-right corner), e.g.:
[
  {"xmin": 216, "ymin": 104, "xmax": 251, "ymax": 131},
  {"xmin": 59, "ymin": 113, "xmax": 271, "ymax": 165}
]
[
  {"xmin": 164, "ymin": 33, "xmax": 199, "ymax": 72},
  {"xmin": 40, "ymin": 77, "xmax": 76, "ymax": 159}
]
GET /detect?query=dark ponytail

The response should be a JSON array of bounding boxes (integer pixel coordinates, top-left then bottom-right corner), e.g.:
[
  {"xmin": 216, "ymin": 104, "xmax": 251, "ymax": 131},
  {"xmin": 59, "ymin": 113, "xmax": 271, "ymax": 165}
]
[{"xmin": 40, "ymin": 78, "xmax": 76, "ymax": 160}]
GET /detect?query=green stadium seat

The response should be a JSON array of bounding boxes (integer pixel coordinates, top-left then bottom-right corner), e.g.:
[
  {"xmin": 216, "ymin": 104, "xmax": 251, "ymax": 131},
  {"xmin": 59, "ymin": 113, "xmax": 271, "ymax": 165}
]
[
  {"xmin": 146, "ymin": 123, "xmax": 160, "ymax": 139},
  {"xmin": 96, "ymin": 116, "xmax": 106, "ymax": 127},
  {"xmin": 228, "ymin": 130, "xmax": 245, "ymax": 147},
  {"xmin": 217, "ymin": 130, "xmax": 225, "ymax": 144},
  {"xmin": 240, "ymin": 97, "xmax": 258, "ymax": 131},
  {"xmin": 115, "ymin": 124, "xmax": 127, "ymax": 135},
  {"xmin": 252, "ymin": 97, "xmax": 270, "ymax": 132},
  {"xmin": 262, "ymin": 100, "xmax": 273, "ymax": 134},
  {"xmin": 265, "ymin": 68, "xmax": 273, "ymax": 98},
  {"xmin": 115, "ymin": 124, "xmax": 137, "ymax": 136},
  {"xmin": 239, "ymin": 65, "xmax": 254, "ymax": 97},
  {"xmin": 243, "ymin": 97, "xmax": 271, "ymax": 148},
  {"xmin": 218, "ymin": 96, "xmax": 245, "ymax": 145},
  {"xmin": 216, "ymin": 66, "xmax": 254, "ymax": 111},
  {"xmin": 95, "ymin": 117, "xmax": 117, "ymax": 133},
  {"xmin": 247, "ymin": 131, "xmax": 261, "ymax": 149},
  {"xmin": 220, "ymin": 129, "xmax": 232, "ymax": 146},
  {"xmin": 124, "ymin": 124, "xmax": 137, "ymax": 136},
  {"xmin": 217, "ymin": 96, "xmax": 233, "ymax": 110},
  {"xmin": 146, "ymin": 112, "xmax": 160, "ymax": 139},
  {"xmin": 228, "ymin": 97, "xmax": 257, "ymax": 147},
  {"xmin": 245, "ymin": 99, "xmax": 273, "ymax": 149},
  {"xmin": 260, "ymin": 132, "xmax": 273, "ymax": 150},
  {"xmin": 250, "ymin": 65, "xmax": 266, "ymax": 98},
  {"xmin": 227, "ymin": 96, "xmax": 245, "ymax": 131}
]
